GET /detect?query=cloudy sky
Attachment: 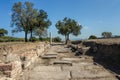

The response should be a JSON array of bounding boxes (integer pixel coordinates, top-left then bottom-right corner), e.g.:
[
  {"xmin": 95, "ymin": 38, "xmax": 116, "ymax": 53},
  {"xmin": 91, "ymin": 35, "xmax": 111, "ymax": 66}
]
[{"xmin": 0, "ymin": 0, "xmax": 120, "ymax": 40}]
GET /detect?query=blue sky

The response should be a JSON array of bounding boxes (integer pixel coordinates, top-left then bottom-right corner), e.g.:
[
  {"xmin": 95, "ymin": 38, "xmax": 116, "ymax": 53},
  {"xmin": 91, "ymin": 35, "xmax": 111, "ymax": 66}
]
[{"xmin": 0, "ymin": 0, "xmax": 120, "ymax": 40}]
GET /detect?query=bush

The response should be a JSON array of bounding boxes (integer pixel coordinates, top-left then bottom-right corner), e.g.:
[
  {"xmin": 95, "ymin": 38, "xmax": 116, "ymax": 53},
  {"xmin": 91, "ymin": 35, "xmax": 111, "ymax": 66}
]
[
  {"xmin": 89, "ymin": 35, "xmax": 97, "ymax": 39},
  {"xmin": 29, "ymin": 37, "xmax": 39, "ymax": 42},
  {"xmin": 53, "ymin": 36, "xmax": 62, "ymax": 42},
  {"xmin": 0, "ymin": 36, "xmax": 24, "ymax": 42},
  {"xmin": 38, "ymin": 37, "xmax": 50, "ymax": 41}
]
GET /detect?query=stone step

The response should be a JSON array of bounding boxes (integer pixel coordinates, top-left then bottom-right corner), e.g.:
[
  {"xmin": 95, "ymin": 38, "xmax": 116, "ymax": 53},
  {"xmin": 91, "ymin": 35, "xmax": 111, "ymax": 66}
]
[
  {"xmin": 33, "ymin": 66, "xmax": 62, "ymax": 72},
  {"xmin": 71, "ymin": 71, "xmax": 116, "ymax": 79},
  {"xmin": 30, "ymin": 79, "xmax": 69, "ymax": 80},
  {"xmin": 72, "ymin": 62, "xmax": 93, "ymax": 66},
  {"xmin": 29, "ymin": 71, "xmax": 71, "ymax": 80},
  {"xmin": 71, "ymin": 77, "xmax": 118, "ymax": 80},
  {"xmin": 61, "ymin": 58, "xmax": 81, "ymax": 62},
  {"xmin": 41, "ymin": 55, "xmax": 57, "ymax": 59},
  {"xmin": 45, "ymin": 51, "xmax": 58, "ymax": 55},
  {"xmin": 44, "ymin": 53, "xmax": 57, "ymax": 56},
  {"xmin": 53, "ymin": 60, "xmax": 72, "ymax": 66},
  {"xmin": 72, "ymin": 63, "xmax": 103, "ymax": 70},
  {"xmin": 62, "ymin": 66, "xmax": 103, "ymax": 71}
]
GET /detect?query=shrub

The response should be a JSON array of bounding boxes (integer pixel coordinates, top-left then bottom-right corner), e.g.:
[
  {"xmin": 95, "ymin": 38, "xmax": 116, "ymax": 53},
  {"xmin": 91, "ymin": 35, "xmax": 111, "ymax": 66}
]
[
  {"xmin": 0, "ymin": 36, "xmax": 24, "ymax": 42},
  {"xmin": 89, "ymin": 35, "xmax": 97, "ymax": 39},
  {"xmin": 53, "ymin": 36, "xmax": 62, "ymax": 42}
]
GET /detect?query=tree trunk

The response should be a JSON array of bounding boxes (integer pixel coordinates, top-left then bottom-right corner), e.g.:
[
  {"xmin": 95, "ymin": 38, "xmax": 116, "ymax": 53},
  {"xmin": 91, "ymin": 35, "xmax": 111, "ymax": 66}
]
[
  {"xmin": 65, "ymin": 35, "xmax": 67, "ymax": 44},
  {"xmin": 65, "ymin": 34, "xmax": 70, "ymax": 44},
  {"xmin": 25, "ymin": 31, "xmax": 28, "ymax": 42},
  {"xmin": 30, "ymin": 29, "xmax": 33, "ymax": 42},
  {"xmin": 67, "ymin": 34, "xmax": 69, "ymax": 41}
]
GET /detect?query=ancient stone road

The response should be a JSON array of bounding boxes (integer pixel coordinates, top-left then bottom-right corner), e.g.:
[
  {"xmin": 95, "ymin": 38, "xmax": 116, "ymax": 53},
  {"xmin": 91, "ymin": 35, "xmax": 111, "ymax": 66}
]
[{"xmin": 20, "ymin": 44, "xmax": 118, "ymax": 80}]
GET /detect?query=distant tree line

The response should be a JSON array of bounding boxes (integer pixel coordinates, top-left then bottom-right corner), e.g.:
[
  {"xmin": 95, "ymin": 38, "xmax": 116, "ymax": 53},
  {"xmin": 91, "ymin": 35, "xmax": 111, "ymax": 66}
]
[
  {"xmin": 89, "ymin": 31, "xmax": 113, "ymax": 39},
  {"xmin": 101, "ymin": 32, "xmax": 112, "ymax": 38},
  {"xmin": 2, "ymin": 1, "xmax": 117, "ymax": 42}
]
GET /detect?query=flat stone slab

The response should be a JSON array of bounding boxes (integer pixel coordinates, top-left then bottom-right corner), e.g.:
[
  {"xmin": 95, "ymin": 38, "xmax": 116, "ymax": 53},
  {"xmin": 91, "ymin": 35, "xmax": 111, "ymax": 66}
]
[
  {"xmin": 45, "ymin": 51, "xmax": 58, "ymax": 55},
  {"xmin": 62, "ymin": 66, "xmax": 85, "ymax": 71},
  {"xmin": 44, "ymin": 53, "xmax": 57, "ymax": 56},
  {"xmin": 41, "ymin": 55, "xmax": 57, "ymax": 59},
  {"xmin": 30, "ymin": 79, "xmax": 69, "ymax": 80},
  {"xmin": 53, "ymin": 60, "xmax": 72, "ymax": 66},
  {"xmin": 33, "ymin": 66, "xmax": 62, "ymax": 72},
  {"xmin": 29, "ymin": 71, "xmax": 71, "ymax": 80},
  {"xmin": 62, "ymin": 58, "xmax": 81, "ymax": 62},
  {"xmin": 62, "ymin": 66, "xmax": 103, "ymax": 72},
  {"xmin": 57, "ymin": 51, "xmax": 69, "ymax": 53},
  {"xmin": 70, "ymin": 77, "xmax": 118, "ymax": 80},
  {"xmin": 71, "ymin": 71, "xmax": 116, "ymax": 79},
  {"xmin": 72, "ymin": 62, "xmax": 93, "ymax": 66}
]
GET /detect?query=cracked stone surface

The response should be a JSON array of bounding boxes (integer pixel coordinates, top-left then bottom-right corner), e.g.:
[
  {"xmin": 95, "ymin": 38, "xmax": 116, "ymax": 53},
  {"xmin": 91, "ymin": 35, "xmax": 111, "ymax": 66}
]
[{"xmin": 19, "ymin": 44, "xmax": 118, "ymax": 80}]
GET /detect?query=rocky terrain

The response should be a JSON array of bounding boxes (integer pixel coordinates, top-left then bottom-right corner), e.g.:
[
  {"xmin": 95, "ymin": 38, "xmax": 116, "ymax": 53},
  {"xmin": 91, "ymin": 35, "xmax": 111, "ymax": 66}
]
[
  {"xmin": 0, "ymin": 42, "xmax": 50, "ymax": 80},
  {"xmin": 0, "ymin": 39, "xmax": 119, "ymax": 80},
  {"xmin": 19, "ymin": 43, "xmax": 118, "ymax": 80}
]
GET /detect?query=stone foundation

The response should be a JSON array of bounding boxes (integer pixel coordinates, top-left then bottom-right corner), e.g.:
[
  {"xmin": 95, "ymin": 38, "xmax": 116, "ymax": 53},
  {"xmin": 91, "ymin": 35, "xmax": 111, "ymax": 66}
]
[{"xmin": 0, "ymin": 42, "xmax": 50, "ymax": 79}]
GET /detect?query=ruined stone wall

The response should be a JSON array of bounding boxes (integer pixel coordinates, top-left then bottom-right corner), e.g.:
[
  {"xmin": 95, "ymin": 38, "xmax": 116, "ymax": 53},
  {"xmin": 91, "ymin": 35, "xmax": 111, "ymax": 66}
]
[{"xmin": 0, "ymin": 42, "xmax": 50, "ymax": 79}]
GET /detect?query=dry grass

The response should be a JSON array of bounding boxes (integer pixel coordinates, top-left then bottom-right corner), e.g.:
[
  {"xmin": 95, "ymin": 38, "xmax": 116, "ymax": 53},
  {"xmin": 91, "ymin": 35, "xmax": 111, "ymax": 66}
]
[{"xmin": 87, "ymin": 38, "xmax": 120, "ymax": 44}]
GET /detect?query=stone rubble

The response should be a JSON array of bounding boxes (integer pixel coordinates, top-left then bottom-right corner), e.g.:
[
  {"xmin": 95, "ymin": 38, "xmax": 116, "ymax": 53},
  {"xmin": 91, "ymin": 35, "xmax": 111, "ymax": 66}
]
[{"xmin": 0, "ymin": 42, "xmax": 50, "ymax": 80}]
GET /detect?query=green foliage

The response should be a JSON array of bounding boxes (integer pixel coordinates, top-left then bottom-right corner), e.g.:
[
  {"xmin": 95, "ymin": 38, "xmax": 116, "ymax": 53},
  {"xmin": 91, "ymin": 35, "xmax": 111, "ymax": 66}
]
[
  {"xmin": 29, "ymin": 36, "xmax": 39, "ymax": 42},
  {"xmin": 89, "ymin": 35, "xmax": 97, "ymax": 39},
  {"xmin": 55, "ymin": 17, "xmax": 82, "ymax": 44},
  {"xmin": 53, "ymin": 36, "xmax": 62, "ymax": 42},
  {"xmin": 0, "ymin": 28, "xmax": 8, "ymax": 37},
  {"xmin": 102, "ymin": 32, "xmax": 112, "ymax": 38},
  {"xmin": 11, "ymin": 2, "xmax": 35, "ymax": 42},
  {"xmin": 34, "ymin": 10, "xmax": 51, "ymax": 40},
  {"xmin": 0, "ymin": 36, "xmax": 24, "ymax": 42},
  {"xmin": 39, "ymin": 37, "xmax": 50, "ymax": 41},
  {"xmin": 11, "ymin": 1, "xmax": 51, "ymax": 42}
]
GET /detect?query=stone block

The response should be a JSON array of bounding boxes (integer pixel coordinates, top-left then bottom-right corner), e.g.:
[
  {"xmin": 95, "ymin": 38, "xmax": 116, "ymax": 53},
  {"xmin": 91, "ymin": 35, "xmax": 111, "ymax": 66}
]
[
  {"xmin": 0, "ymin": 63, "xmax": 12, "ymax": 71},
  {"xmin": 29, "ymin": 71, "xmax": 71, "ymax": 79},
  {"xmin": 53, "ymin": 60, "xmax": 72, "ymax": 66},
  {"xmin": 33, "ymin": 66, "xmax": 62, "ymax": 72}
]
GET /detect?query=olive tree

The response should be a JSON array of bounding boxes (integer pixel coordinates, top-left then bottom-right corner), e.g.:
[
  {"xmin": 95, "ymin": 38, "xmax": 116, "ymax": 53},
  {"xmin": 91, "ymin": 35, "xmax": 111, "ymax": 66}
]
[
  {"xmin": 102, "ymin": 32, "xmax": 112, "ymax": 38},
  {"xmin": 56, "ymin": 17, "xmax": 82, "ymax": 44},
  {"xmin": 0, "ymin": 28, "xmax": 8, "ymax": 37}
]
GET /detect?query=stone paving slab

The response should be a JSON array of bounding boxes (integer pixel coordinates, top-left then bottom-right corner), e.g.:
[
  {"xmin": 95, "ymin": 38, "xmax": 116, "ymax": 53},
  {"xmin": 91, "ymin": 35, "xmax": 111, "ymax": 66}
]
[
  {"xmin": 44, "ymin": 53, "xmax": 58, "ymax": 56},
  {"xmin": 45, "ymin": 51, "xmax": 58, "ymax": 55},
  {"xmin": 62, "ymin": 66, "xmax": 105, "ymax": 72},
  {"xmin": 62, "ymin": 66, "xmax": 85, "ymax": 71},
  {"xmin": 72, "ymin": 63, "xmax": 103, "ymax": 69},
  {"xmin": 72, "ymin": 62, "xmax": 93, "ymax": 66},
  {"xmin": 29, "ymin": 71, "xmax": 71, "ymax": 80},
  {"xmin": 53, "ymin": 60, "xmax": 72, "ymax": 66},
  {"xmin": 62, "ymin": 58, "xmax": 81, "ymax": 62},
  {"xmin": 71, "ymin": 77, "xmax": 118, "ymax": 80},
  {"xmin": 71, "ymin": 71, "xmax": 116, "ymax": 79},
  {"xmin": 41, "ymin": 55, "xmax": 57, "ymax": 59},
  {"xmin": 33, "ymin": 66, "xmax": 62, "ymax": 72},
  {"xmin": 30, "ymin": 79, "xmax": 69, "ymax": 80}
]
